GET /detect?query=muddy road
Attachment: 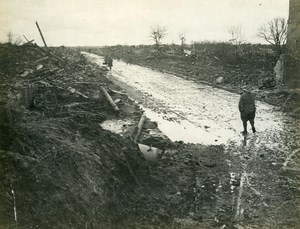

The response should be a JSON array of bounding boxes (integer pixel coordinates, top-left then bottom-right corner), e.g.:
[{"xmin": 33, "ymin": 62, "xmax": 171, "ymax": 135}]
[
  {"xmin": 84, "ymin": 53, "xmax": 297, "ymax": 145},
  {"xmin": 84, "ymin": 53, "xmax": 300, "ymax": 228}
]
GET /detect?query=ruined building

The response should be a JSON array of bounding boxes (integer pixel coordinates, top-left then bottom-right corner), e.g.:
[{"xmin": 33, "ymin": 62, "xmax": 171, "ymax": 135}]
[{"xmin": 285, "ymin": 0, "xmax": 300, "ymax": 87}]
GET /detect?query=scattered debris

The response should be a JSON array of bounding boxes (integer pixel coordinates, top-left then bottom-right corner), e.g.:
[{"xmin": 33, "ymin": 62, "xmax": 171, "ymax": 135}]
[
  {"xmin": 20, "ymin": 70, "xmax": 30, "ymax": 77},
  {"xmin": 138, "ymin": 143, "xmax": 161, "ymax": 162},
  {"xmin": 100, "ymin": 86, "xmax": 119, "ymax": 111},
  {"xmin": 1, "ymin": 41, "xmax": 299, "ymax": 229},
  {"xmin": 36, "ymin": 64, "xmax": 43, "ymax": 70},
  {"xmin": 216, "ymin": 76, "xmax": 224, "ymax": 84},
  {"xmin": 134, "ymin": 113, "xmax": 146, "ymax": 143}
]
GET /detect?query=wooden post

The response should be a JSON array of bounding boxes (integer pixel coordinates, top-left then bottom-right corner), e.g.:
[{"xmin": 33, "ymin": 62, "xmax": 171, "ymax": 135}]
[
  {"xmin": 35, "ymin": 21, "xmax": 48, "ymax": 48},
  {"xmin": 134, "ymin": 114, "xmax": 146, "ymax": 143},
  {"xmin": 100, "ymin": 86, "xmax": 119, "ymax": 111},
  {"xmin": 23, "ymin": 35, "xmax": 34, "ymax": 44},
  {"xmin": 23, "ymin": 35, "xmax": 29, "ymax": 42}
]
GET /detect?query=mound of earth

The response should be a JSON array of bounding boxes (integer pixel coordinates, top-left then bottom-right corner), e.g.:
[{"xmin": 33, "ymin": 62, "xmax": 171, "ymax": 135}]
[{"xmin": 0, "ymin": 43, "xmax": 149, "ymax": 228}]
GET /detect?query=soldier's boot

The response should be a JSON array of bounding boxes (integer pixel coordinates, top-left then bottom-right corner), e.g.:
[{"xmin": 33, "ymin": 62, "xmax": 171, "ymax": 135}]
[
  {"xmin": 242, "ymin": 121, "xmax": 248, "ymax": 135},
  {"xmin": 250, "ymin": 119, "xmax": 256, "ymax": 133}
]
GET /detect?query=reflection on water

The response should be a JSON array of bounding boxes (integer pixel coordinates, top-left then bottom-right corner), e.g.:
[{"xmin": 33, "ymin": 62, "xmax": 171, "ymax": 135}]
[{"xmin": 83, "ymin": 52, "xmax": 294, "ymax": 147}]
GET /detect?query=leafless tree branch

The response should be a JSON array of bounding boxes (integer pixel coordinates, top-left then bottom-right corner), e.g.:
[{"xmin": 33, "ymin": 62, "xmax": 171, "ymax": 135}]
[
  {"xmin": 257, "ymin": 17, "xmax": 287, "ymax": 55},
  {"xmin": 150, "ymin": 25, "xmax": 167, "ymax": 47}
]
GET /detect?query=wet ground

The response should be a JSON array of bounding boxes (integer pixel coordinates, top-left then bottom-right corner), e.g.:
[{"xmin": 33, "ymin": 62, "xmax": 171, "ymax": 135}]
[{"xmin": 84, "ymin": 53, "xmax": 300, "ymax": 228}]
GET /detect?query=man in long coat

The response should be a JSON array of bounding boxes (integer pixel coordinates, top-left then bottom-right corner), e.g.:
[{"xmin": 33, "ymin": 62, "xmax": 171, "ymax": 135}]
[{"xmin": 238, "ymin": 87, "xmax": 256, "ymax": 135}]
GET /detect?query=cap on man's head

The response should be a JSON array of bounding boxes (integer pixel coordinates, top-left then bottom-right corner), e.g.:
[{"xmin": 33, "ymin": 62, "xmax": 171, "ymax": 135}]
[{"xmin": 241, "ymin": 85, "xmax": 250, "ymax": 92}]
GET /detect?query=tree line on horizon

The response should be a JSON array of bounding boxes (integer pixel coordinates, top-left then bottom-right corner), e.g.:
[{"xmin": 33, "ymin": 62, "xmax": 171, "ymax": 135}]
[
  {"xmin": 150, "ymin": 17, "xmax": 287, "ymax": 56},
  {"xmin": 4, "ymin": 17, "xmax": 287, "ymax": 56}
]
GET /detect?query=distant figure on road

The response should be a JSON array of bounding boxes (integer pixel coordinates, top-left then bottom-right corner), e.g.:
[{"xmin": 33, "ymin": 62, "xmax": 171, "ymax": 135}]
[
  {"xmin": 104, "ymin": 55, "xmax": 113, "ymax": 70},
  {"xmin": 238, "ymin": 86, "xmax": 256, "ymax": 135}
]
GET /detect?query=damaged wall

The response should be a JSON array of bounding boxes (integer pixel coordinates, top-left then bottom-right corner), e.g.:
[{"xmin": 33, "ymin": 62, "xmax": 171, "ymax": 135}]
[{"xmin": 285, "ymin": 0, "xmax": 300, "ymax": 87}]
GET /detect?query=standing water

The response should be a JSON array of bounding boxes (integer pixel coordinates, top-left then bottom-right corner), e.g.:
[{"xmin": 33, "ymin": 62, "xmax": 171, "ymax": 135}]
[
  {"xmin": 83, "ymin": 52, "xmax": 300, "ymax": 228},
  {"xmin": 83, "ymin": 52, "xmax": 289, "ymax": 147}
]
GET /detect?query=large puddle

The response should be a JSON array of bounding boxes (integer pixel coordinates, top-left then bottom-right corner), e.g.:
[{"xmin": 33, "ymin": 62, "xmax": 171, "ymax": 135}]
[{"xmin": 83, "ymin": 52, "xmax": 288, "ymax": 146}]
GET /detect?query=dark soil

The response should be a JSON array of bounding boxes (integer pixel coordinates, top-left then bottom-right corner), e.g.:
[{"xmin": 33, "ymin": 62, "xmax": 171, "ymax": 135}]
[{"xmin": 0, "ymin": 43, "xmax": 148, "ymax": 228}]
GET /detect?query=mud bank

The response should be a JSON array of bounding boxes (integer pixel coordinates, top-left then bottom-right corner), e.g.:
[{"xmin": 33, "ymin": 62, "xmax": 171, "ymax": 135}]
[{"xmin": 0, "ymin": 44, "xmax": 150, "ymax": 228}]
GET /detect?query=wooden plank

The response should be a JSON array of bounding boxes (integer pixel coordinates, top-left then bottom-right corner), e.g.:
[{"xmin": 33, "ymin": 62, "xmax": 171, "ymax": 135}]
[
  {"xmin": 134, "ymin": 114, "xmax": 146, "ymax": 143},
  {"xmin": 35, "ymin": 21, "xmax": 48, "ymax": 48},
  {"xmin": 100, "ymin": 86, "xmax": 119, "ymax": 111},
  {"xmin": 23, "ymin": 35, "xmax": 30, "ymax": 42},
  {"xmin": 234, "ymin": 172, "xmax": 246, "ymax": 221}
]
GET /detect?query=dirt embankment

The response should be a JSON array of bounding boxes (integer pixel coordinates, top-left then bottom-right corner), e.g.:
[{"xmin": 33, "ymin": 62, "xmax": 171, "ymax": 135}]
[
  {"xmin": 85, "ymin": 44, "xmax": 299, "ymax": 118},
  {"xmin": 0, "ymin": 43, "xmax": 149, "ymax": 227},
  {"xmin": 0, "ymin": 44, "xmax": 230, "ymax": 228}
]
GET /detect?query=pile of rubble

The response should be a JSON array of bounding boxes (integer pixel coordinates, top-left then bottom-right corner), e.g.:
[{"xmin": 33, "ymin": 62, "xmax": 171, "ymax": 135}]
[
  {"xmin": 0, "ymin": 42, "xmax": 234, "ymax": 228},
  {"xmin": 0, "ymin": 42, "xmax": 152, "ymax": 227}
]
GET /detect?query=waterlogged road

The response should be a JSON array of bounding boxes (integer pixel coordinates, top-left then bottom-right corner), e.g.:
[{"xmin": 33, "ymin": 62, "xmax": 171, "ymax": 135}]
[
  {"xmin": 84, "ymin": 53, "xmax": 295, "ymax": 144},
  {"xmin": 84, "ymin": 52, "xmax": 300, "ymax": 228}
]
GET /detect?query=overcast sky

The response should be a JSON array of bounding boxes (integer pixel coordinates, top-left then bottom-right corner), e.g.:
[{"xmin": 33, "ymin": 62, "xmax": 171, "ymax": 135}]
[{"xmin": 0, "ymin": 0, "xmax": 289, "ymax": 46}]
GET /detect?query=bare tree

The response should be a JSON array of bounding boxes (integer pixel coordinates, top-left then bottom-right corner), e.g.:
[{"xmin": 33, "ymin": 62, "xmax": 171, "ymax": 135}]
[
  {"xmin": 7, "ymin": 31, "xmax": 14, "ymax": 44},
  {"xmin": 179, "ymin": 33, "xmax": 186, "ymax": 52},
  {"xmin": 228, "ymin": 25, "xmax": 245, "ymax": 45},
  {"xmin": 150, "ymin": 25, "xmax": 167, "ymax": 49},
  {"xmin": 257, "ymin": 17, "xmax": 287, "ymax": 55}
]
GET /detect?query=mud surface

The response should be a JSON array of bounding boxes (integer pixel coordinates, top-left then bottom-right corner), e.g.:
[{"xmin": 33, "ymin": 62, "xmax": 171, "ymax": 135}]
[
  {"xmin": 85, "ymin": 53, "xmax": 300, "ymax": 228},
  {"xmin": 0, "ymin": 44, "xmax": 299, "ymax": 229}
]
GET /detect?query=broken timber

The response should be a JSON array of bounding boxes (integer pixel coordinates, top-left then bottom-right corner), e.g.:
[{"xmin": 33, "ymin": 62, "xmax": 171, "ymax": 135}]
[
  {"xmin": 100, "ymin": 86, "xmax": 119, "ymax": 111},
  {"xmin": 134, "ymin": 113, "xmax": 146, "ymax": 143},
  {"xmin": 234, "ymin": 172, "xmax": 246, "ymax": 222},
  {"xmin": 35, "ymin": 21, "xmax": 48, "ymax": 48},
  {"xmin": 35, "ymin": 22, "xmax": 64, "ymax": 63},
  {"xmin": 23, "ymin": 35, "xmax": 34, "ymax": 44},
  {"xmin": 109, "ymin": 88, "xmax": 127, "ymax": 96}
]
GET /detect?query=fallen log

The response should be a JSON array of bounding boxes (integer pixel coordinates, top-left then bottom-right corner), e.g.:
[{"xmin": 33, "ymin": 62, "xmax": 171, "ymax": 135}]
[
  {"xmin": 100, "ymin": 86, "xmax": 119, "ymax": 111},
  {"xmin": 134, "ymin": 113, "xmax": 146, "ymax": 143}
]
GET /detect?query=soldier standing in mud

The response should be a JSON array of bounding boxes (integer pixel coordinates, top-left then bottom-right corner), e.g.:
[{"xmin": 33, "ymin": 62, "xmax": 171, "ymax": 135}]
[
  {"xmin": 238, "ymin": 86, "xmax": 256, "ymax": 135},
  {"xmin": 104, "ymin": 55, "xmax": 113, "ymax": 70},
  {"xmin": 107, "ymin": 56, "xmax": 113, "ymax": 70}
]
